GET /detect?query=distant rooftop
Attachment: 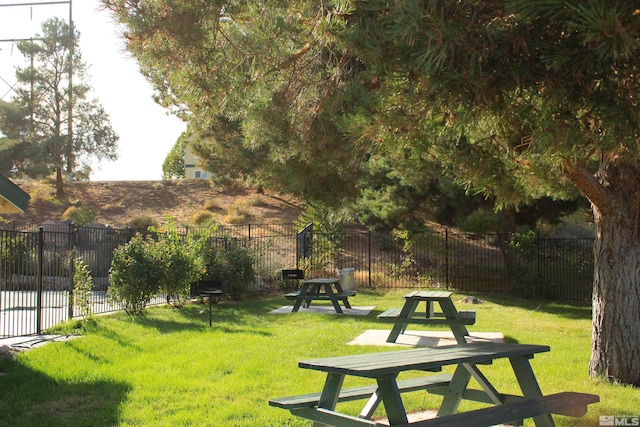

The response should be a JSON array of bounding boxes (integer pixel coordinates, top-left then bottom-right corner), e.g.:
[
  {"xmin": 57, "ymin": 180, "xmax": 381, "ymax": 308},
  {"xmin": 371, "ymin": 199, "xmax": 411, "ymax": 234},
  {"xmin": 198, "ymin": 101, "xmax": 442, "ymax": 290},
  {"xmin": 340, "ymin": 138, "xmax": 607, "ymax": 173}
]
[{"xmin": 0, "ymin": 174, "xmax": 30, "ymax": 213}]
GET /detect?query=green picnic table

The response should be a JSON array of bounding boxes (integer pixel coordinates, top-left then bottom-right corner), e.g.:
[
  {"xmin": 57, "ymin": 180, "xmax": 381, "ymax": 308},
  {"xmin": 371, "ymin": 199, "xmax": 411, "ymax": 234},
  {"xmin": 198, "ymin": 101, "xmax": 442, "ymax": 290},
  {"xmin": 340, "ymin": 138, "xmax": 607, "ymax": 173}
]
[
  {"xmin": 377, "ymin": 291, "xmax": 476, "ymax": 344},
  {"xmin": 285, "ymin": 278, "xmax": 356, "ymax": 314},
  {"xmin": 269, "ymin": 342, "xmax": 599, "ymax": 427}
]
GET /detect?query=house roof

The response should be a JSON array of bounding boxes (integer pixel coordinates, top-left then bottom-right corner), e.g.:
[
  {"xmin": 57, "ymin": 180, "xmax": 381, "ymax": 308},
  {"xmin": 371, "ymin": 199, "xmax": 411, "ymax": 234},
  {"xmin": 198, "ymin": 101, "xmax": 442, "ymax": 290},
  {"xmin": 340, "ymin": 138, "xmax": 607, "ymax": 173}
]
[{"xmin": 0, "ymin": 174, "xmax": 30, "ymax": 213}]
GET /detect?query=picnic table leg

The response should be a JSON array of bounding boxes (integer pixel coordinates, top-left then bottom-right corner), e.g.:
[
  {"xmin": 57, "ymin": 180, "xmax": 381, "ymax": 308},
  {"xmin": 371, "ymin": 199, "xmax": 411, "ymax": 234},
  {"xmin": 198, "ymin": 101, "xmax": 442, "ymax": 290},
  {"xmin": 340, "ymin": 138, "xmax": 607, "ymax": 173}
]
[
  {"xmin": 386, "ymin": 300, "xmax": 419, "ymax": 343},
  {"xmin": 334, "ymin": 282, "xmax": 353, "ymax": 309},
  {"xmin": 359, "ymin": 389, "xmax": 382, "ymax": 419},
  {"xmin": 313, "ymin": 372, "xmax": 345, "ymax": 427},
  {"xmin": 437, "ymin": 363, "xmax": 472, "ymax": 416},
  {"xmin": 376, "ymin": 375, "xmax": 409, "ymax": 425},
  {"xmin": 463, "ymin": 363, "xmax": 503, "ymax": 404},
  {"xmin": 438, "ymin": 297, "xmax": 470, "ymax": 344},
  {"xmin": 426, "ymin": 300, "xmax": 435, "ymax": 318},
  {"xmin": 305, "ymin": 284, "xmax": 320, "ymax": 308},
  {"xmin": 323, "ymin": 284, "xmax": 344, "ymax": 314},
  {"xmin": 509, "ymin": 355, "xmax": 556, "ymax": 427},
  {"xmin": 208, "ymin": 296, "xmax": 213, "ymax": 327},
  {"xmin": 292, "ymin": 284, "xmax": 310, "ymax": 312}
]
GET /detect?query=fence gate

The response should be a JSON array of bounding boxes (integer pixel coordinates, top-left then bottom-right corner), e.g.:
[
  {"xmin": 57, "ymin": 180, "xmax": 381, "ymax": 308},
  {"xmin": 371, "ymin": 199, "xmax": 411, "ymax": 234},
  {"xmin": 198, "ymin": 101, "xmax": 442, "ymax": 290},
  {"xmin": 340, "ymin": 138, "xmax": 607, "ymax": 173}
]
[
  {"xmin": 1, "ymin": 227, "xmax": 73, "ymax": 337},
  {"xmin": 296, "ymin": 223, "xmax": 313, "ymax": 267}
]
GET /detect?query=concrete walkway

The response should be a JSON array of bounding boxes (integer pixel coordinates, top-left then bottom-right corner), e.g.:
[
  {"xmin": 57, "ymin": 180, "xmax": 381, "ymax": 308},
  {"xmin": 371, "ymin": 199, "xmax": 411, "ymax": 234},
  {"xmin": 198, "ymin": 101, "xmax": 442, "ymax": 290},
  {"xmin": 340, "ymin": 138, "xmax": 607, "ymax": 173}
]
[
  {"xmin": 268, "ymin": 305, "xmax": 375, "ymax": 315},
  {"xmin": 0, "ymin": 334, "xmax": 81, "ymax": 357}
]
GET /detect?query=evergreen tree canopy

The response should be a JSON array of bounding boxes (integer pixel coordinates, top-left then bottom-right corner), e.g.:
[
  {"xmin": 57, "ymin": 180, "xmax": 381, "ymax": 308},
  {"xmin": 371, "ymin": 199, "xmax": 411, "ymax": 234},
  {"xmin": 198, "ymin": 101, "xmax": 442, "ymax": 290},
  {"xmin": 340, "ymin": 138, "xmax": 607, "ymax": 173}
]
[
  {"xmin": 0, "ymin": 18, "xmax": 118, "ymax": 194},
  {"xmin": 103, "ymin": 0, "xmax": 367, "ymax": 202},
  {"xmin": 103, "ymin": 0, "xmax": 640, "ymax": 385}
]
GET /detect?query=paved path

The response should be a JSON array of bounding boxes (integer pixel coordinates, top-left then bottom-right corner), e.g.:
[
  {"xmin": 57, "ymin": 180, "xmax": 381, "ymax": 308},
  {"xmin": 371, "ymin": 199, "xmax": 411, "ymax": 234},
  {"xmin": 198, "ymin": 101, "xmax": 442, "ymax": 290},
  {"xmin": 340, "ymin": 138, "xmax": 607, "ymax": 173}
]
[{"xmin": 0, "ymin": 334, "xmax": 80, "ymax": 356}]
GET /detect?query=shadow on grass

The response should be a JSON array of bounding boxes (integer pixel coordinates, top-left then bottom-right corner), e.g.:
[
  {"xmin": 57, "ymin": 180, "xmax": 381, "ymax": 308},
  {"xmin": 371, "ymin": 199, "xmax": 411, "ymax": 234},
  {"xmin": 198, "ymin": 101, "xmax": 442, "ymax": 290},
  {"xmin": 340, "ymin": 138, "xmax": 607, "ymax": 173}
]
[
  {"xmin": 129, "ymin": 300, "xmax": 276, "ymax": 337},
  {"xmin": 0, "ymin": 357, "xmax": 130, "ymax": 427},
  {"xmin": 502, "ymin": 335, "xmax": 520, "ymax": 344},
  {"xmin": 475, "ymin": 292, "xmax": 592, "ymax": 321}
]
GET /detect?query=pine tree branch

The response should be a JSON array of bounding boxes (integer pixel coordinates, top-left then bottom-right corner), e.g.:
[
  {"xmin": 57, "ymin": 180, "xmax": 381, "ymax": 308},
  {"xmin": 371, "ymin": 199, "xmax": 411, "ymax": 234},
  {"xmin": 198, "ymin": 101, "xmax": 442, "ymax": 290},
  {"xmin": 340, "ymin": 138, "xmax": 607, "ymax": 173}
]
[{"xmin": 563, "ymin": 158, "xmax": 610, "ymax": 213}]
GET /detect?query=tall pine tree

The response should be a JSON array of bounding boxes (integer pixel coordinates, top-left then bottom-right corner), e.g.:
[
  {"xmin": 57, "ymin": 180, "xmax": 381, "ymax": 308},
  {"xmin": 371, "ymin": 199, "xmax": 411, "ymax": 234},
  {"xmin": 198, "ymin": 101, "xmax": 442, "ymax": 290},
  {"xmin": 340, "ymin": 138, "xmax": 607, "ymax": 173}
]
[
  {"xmin": 0, "ymin": 17, "xmax": 118, "ymax": 195},
  {"xmin": 103, "ymin": 0, "xmax": 640, "ymax": 384}
]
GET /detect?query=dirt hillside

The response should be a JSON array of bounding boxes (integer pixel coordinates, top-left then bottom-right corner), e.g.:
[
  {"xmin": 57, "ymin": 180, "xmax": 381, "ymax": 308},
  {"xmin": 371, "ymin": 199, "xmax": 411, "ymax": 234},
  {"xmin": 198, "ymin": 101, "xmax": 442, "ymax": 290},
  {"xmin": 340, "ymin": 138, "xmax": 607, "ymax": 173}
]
[{"xmin": 4, "ymin": 179, "xmax": 303, "ymax": 228}]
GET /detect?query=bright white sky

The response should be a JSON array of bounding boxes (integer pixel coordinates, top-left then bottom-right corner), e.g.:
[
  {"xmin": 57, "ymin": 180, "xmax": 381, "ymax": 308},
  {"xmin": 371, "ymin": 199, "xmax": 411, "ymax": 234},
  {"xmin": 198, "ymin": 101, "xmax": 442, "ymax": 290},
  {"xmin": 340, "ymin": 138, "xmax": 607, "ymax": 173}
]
[{"xmin": 0, "ymin": 0, "xmax": 187, "ymax": 181}]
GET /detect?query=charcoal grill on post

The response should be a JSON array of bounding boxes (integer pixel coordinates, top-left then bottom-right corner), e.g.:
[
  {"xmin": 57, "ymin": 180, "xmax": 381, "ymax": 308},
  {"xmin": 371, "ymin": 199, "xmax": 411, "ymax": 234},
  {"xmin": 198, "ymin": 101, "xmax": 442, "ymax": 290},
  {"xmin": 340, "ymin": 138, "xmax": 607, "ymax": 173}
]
[
  {"xmin": 281, "ymin": 269, "xmax": 304, "ymax": 283},
  {"xmin": 190, "ymin": 280, "xmax": 226, "ymax": 326}
]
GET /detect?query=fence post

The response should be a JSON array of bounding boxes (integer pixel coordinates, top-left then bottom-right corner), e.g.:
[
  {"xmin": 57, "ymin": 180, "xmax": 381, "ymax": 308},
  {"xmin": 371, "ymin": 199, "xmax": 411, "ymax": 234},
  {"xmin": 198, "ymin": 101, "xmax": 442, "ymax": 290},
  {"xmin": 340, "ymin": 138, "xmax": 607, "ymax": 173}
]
[
  {"xmin": 445, "ymin": 228, "xmax": 450, "ymax": 288},
  {"xmin": 68, "ymin": 224, "xmax": 77, "ymax": 320},
  {"xmin": 537, "ymin": 231, "xmax": 543, "ymax": 300},
  {"xmin": 296, "ymin": 223, "xmax": 313, "ymax": 268},
  {"xmin": 368, "ymin": 230, "xmax": 372, "ymax": 288},
  {"xmin": 36, "ymin": 227, "xmax": 44, "ymax": 334}
]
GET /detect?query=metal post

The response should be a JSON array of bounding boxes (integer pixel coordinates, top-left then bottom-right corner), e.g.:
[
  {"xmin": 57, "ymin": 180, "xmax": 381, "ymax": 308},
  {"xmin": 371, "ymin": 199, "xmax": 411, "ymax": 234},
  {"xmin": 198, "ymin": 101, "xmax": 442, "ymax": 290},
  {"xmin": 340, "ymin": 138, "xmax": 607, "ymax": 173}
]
[
  {"xmin": 445, "ymin": 228, "xmax": 450, "ymax": 288},
  {"xmin": 68, "ymin": 223, "xmax": 76, "ymax": 319},
  {"xmin": 36, "ymin": 227, "xmax": 44, "ymax": 334},
  {"xmin": 537, "ymin": 231, "xmax": 542, "ymax": 300},
  {"xmin": 67, "ymin": 0, "xmax": 73, "ymax": 179},
  {"xmin": 368, "ymin": 230, "xmax": 372, "ymax": 288}
]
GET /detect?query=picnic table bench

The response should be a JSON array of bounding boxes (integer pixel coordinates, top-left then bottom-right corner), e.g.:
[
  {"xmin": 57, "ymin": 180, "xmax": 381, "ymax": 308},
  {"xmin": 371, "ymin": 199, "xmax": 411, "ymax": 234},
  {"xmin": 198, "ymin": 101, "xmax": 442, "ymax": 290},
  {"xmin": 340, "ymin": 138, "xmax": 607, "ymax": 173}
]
[
  {"xmin": 285, "ymin": 278, "xmax": 356, "ymax": 314},
  {"xmin": 377, "ymin": 291, "xmax": 475, "ymax": 344},
  {"xmin": 269, "ymin": 342, "xmax": 599, "ymax": 427}
]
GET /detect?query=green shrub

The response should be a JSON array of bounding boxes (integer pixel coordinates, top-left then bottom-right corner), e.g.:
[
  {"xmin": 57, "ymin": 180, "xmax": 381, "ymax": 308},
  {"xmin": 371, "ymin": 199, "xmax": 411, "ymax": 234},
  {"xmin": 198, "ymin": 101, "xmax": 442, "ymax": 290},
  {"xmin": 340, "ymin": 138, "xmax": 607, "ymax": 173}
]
[
  {"xmin": 241, "ymin": 194, "xmax": 266, "ymax": 207},
  {"xmin": 154, "ymin": 220, "xmax": 205, "ymax": 307},
  {"xmin": 63, "ymin": 206, "xmax": 96, "ymax": 226},
  {"xmin": 42, "ymin": 250, "xmax": 71, "ymax": 278},
  {"xmin": 508, "ymin": 230, "xmax": 539, "ymax": 297},
  {"xmin": 201, "ymin": 241, "xmax": 254, "ymax": 299},
  {"xmin": 224, "ymin": 243, "xmax": 255, "ymax": 298},
  {"xmin": 28, "ymin": 182, "xmax": 57, "ymax": 207},
  {"xmin": 73, "ymin": 257, "xmax": 94, "ymax": 320},
  {"xmin": 224, "ymin": 202, "xmax": 248, "ymax": 224},
  {"xmin": 295, "ymin": 204, "xmax": 347, "ymax": 273},
  {"xmin": 126, "ymin": 216, "xmax": 159, "ymax": 230},
  {"xmin": 458, "ymin": 208, "xmax": 508, "ymax": 234},
  {"xmin": 203, "ymin": 199, "xmax": 220, "ymax": 211},
  {"xmin": 0, "ymin": 234, "xmax": 31, "ymax": 276},
  {"xmin": 192, "ymin": 210, "xmax": 215, "ymax": 225},
  {"xmin": 108, "ymin": 234, "xmax": 163, "ymax": 315}
]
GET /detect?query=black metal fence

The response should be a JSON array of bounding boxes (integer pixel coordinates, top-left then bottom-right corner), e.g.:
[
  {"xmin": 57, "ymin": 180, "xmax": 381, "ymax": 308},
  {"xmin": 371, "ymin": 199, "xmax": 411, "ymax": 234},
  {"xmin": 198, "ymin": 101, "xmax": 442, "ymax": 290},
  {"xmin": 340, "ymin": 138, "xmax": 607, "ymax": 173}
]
[
  {"xmin": 0, "ymin": 222, "xmax": 594, "ymax": 338},
  {"xmin": 296, "ymin": 229, "xmax": 594, "ymax": 301}
]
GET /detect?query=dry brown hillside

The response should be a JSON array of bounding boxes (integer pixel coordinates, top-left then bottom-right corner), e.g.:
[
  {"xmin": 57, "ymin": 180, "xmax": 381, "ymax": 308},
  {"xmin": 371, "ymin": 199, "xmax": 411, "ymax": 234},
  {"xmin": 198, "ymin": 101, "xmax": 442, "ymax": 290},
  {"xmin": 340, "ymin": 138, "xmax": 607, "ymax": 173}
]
[{"xmin": 4, "ymin": 179, "xmax": 303, "ymax": 228}]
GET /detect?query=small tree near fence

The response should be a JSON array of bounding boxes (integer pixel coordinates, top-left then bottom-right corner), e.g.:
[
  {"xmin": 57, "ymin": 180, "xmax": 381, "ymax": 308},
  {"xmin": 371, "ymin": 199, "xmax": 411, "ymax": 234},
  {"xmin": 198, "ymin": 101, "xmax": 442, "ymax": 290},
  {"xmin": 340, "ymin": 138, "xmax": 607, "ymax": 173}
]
[
  {"xmin": 73, "ymin": 257, "xmax": 94, "ymax": 321},
  {"xmin": 108, "ymin": 234, "xmax": 163, "ymax": 315},
  {"xmin": 153, "ymin": 219, "xmax": 206, "ymax": 307},
  {"xmin": 0, "ymin": 234, "xmax": 31, "ymax": 279},
  {"xmin": 108, "ymin": 227, "xmax": 255, "ymax": 314},
  {"xmin": 201, "ymin": 240, "xmax": 254, "ymax": 300}
]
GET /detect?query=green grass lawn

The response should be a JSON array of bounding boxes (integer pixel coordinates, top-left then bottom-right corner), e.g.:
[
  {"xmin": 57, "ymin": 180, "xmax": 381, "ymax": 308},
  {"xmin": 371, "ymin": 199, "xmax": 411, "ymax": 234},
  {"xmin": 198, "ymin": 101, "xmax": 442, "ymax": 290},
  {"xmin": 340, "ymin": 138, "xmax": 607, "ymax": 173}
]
[{"xmin": 0, "ymin": 290, "xmax": 637, "ymax": 426}]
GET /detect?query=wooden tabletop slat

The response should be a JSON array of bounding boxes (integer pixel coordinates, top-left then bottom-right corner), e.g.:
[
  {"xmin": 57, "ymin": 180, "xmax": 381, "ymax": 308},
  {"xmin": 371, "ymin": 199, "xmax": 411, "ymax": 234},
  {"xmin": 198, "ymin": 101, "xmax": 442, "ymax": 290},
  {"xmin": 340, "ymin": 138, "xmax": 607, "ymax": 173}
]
[
  {"xmin": 404, "ymin": 291, "xmax": 452, "ymax": 300},
  {"xmin": 303, "ymin": 278, "xmax": 341, "ymax": 284},
  {"xmin": 299, "ymin": 343, "xmax": 550, "ymax": 378}
]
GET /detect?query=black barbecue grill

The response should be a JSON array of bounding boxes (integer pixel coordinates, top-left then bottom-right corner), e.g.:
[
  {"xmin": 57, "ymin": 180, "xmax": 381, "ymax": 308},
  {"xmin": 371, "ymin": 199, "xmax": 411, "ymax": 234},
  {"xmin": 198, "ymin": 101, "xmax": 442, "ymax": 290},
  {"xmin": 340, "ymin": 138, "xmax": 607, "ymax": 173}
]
[{"xmin": 190, "ymin": 280, "xmax": 227, "ymax": 326}]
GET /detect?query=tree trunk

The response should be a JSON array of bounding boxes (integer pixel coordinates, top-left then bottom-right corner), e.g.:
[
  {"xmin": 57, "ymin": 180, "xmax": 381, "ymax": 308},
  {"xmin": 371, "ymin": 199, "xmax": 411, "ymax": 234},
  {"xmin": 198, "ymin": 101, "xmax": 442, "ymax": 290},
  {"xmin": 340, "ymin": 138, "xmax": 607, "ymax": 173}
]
[
  {"xmin": 55, "ymin": 166, "xmax": 64, "ymax": 198},
  {"xmin": 588, "ymin": 162, "xmax": 640, "ymax": 386}
]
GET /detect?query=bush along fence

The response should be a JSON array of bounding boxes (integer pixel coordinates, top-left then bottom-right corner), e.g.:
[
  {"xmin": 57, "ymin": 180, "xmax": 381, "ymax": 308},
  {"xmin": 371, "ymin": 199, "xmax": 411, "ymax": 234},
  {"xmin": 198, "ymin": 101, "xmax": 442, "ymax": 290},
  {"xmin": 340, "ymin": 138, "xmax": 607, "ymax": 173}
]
[{"xmin": 0, "ymin": 221, "xmax": 594, "ymax": 338}]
